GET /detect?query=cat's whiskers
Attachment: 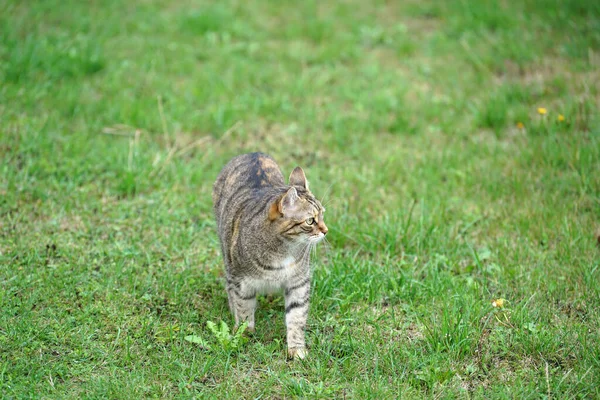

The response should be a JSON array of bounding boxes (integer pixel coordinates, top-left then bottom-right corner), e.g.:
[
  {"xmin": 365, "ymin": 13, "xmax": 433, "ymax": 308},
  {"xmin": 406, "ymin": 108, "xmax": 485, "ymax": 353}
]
[
  {"xmin": 321, "ymin": 236, "xmax": 332, "ymax": 251},
  {"xmin": 319, "ymin": 182, "xmax": 336, "ymax": 207},
  {"xmin": 321, "ymin": 197, "xmax": 337, "ymax": 209},
  {"xmin": 302, "ymin": 247, "xmax": 312, "ymax": 267},
  {"xmin": 296, "ymin": 242, "xmax": 312, "ymax": 268},
  {"xmin": 291, "ymin": 241, "xmax": 312, "ymax": 265},
  {"xmin": 289, "ymin": 240, "xmax": 310, "ymax": 257},
  {"xmin": 309, "ymin": 244, "xmax": 316, "ymax": 259}
]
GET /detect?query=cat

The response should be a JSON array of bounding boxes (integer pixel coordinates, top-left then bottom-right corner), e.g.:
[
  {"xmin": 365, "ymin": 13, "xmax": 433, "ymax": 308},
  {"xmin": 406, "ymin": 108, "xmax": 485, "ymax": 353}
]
[{"xmin": 212, "ymin": 152, "xmax": 328, "ymax": 359}]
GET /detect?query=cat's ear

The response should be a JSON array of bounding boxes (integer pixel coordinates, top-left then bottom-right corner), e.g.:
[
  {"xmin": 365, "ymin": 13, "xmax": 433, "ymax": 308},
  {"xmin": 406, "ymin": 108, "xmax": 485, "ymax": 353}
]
[
  {"xmin": 269, "ymin": 187, "xmax": 299, "ymax": 220},
  {"xmin": 289, "ymin": 166, "xmax": 309, "ymax": 190}
]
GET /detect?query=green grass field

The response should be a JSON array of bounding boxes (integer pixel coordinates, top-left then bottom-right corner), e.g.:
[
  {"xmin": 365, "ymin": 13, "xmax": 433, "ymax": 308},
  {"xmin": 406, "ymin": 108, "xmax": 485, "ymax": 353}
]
[{"xmin": 1, "ymin": 0, "xmax": 599, "ymax": 398}]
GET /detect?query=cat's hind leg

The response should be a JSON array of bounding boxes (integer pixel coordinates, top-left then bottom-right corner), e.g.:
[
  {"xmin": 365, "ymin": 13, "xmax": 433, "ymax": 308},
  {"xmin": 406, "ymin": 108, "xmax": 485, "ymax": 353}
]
[{"xmin": 226, "ymin": 280, "xmax": 257, "ymax": 332}]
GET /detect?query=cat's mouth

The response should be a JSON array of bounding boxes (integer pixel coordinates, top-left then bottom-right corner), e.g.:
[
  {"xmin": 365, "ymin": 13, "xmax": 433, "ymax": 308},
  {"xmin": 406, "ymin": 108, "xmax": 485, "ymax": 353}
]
[{"xmin": 308, "ymin": 233, "xmax": 325, "ymax": 243}]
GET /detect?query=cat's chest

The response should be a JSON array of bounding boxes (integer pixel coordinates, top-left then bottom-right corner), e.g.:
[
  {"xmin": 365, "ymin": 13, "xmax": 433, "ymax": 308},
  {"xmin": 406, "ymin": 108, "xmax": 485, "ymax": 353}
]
[
  {"xmin": 279, "ymin": 256, "xmax": 295, "ymax": 270},
  {"xmin": 248, "ymin": 256, "xmax": 304, "ymax": 294}
]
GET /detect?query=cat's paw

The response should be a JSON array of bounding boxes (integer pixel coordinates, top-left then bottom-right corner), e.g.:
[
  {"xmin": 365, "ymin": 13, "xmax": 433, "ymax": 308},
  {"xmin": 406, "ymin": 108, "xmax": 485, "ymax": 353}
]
[{"xmin": 287, "ymin": 347, "xmax": 307, "ymax": 360}]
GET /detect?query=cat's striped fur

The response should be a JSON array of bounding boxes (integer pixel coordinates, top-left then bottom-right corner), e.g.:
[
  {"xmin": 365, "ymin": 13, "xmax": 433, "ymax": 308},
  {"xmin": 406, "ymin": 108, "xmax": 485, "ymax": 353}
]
[{"xmin": 212, "ymin": 152, "xmax": 327, "ymax": 359}]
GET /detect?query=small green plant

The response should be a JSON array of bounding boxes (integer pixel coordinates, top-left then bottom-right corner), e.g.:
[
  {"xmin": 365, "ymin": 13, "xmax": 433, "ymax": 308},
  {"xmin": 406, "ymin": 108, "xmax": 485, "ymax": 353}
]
[
  {"xmin": 206, "ymin": 320, "xmax": 248, "ymax": 352},
  {"xmin": 184, "ymin": 334, "xmax": 210, "ymax": 349}
]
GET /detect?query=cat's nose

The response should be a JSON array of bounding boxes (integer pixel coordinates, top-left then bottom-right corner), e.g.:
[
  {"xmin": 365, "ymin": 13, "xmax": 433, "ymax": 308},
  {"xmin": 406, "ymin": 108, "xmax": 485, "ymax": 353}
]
[{"xmin": 319, "ymin": 222, "xmax": 328, "ymax": 235}]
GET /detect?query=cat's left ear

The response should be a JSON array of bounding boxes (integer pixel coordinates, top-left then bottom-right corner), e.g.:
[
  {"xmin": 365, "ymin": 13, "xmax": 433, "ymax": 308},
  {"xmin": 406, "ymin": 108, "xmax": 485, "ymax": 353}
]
[
  {"xmin": 289, "ymin": 166, "xmax": 309, "ymax": 190},
  {"xmin": 269, "ymin": 187, "xmax": 299, "ymax": 220}
]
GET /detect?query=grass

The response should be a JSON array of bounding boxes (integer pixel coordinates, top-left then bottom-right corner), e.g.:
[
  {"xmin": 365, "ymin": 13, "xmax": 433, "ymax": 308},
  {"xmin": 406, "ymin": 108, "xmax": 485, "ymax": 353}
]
[{"xmin": 1, "ymin": 0, "xmax": 599, "ymax": 397}]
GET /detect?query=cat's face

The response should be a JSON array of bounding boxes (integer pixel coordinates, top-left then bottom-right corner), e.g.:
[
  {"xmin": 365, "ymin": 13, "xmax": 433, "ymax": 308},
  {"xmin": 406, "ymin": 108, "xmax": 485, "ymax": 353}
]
[
  {"xmin": 278, "ymin": 188, "xmax": 327, "ymax": 244},
  {"xmin": 268, "ymin": 167, "xmax": 328, "ymax": 244}
]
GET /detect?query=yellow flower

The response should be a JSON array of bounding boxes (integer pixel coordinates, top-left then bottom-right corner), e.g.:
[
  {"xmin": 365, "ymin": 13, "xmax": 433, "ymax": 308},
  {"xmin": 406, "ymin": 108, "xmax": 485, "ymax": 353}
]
[
  {"xmin": 516, "ymin": 122, "xmax": 524, "ymax": 129},
  {"xmin": 537, "ymin": 107, "xmax": 547, "ymax": 115},
  {"xmin": 492, "ymin": 298, "xmax": 506, "ymax": 308},
  {"xmin": 557, "ymin": 114, "xmax": 565, "ymax": 122}
]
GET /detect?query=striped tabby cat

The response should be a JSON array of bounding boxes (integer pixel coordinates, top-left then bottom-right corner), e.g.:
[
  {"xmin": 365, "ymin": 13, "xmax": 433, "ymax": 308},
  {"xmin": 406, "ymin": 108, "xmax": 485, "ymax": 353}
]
[{"xmin": 212, "ymin": 152, "xmax": 328, "ymax": 359}]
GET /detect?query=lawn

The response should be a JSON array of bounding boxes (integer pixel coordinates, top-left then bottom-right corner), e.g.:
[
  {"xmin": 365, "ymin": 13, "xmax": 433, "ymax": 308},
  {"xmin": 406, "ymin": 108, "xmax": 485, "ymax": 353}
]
[{"xmin": 1, "ymin": 0, "xmax": 599, "ymax": 398}]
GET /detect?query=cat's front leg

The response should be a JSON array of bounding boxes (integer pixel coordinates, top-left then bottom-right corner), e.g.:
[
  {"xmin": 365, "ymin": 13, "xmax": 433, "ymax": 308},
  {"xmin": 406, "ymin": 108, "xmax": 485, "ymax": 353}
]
[{"xmin": 284, "ymin": 276, "xmax": 311, "ymax": 359}]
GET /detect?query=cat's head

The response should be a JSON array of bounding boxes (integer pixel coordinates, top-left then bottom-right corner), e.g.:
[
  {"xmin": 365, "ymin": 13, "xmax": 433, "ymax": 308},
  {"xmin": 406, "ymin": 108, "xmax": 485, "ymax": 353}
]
[{"xmin": 268, "ymin": 166, "xmax": 328, "ymax": 244}]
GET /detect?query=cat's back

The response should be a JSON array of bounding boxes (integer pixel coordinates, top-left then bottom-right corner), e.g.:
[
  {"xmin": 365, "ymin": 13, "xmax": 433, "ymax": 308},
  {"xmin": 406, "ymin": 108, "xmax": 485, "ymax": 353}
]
[{"xmin": 212, "ymin": 152, "xmax": 286, "ymax": 219}]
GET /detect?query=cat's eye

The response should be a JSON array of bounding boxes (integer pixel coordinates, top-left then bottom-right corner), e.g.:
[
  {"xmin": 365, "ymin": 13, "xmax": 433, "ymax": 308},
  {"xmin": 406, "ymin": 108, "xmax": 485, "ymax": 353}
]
[{"xmin": 306, "ymin": 217, "xmax": 316, "ymax": 225}]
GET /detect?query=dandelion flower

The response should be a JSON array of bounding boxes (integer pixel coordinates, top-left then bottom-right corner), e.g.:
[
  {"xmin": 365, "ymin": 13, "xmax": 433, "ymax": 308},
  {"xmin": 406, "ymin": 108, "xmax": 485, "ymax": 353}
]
[
  {"xmin": 557, "ymin": 114, "xmax": 565, "ymax": 122},
  {"xmin": 516, "ymin": 122, "xmax": 524, "ymax": 129},
  {"xmin": 492, "ymin": 298, "xmax": 506, "ymax": 308},
  {"xmin": 537, "ymin": 107, "xmax": 547, "ymax": 115}
]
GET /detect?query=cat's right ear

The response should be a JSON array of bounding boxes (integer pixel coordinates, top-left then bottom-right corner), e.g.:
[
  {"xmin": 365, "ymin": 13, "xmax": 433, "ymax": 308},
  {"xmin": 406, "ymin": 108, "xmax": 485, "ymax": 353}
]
[{"xmin": 269, "ymin": 187, "xmax": 299, "ymax": 220}]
